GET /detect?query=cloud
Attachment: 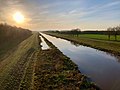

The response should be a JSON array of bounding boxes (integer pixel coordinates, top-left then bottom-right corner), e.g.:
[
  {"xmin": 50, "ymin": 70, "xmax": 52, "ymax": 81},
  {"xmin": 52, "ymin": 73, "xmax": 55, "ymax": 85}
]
[
  {"xmin": 0, "ymin": 0, "xmax": 120, "ymax": 30},
  {"xmin": 56, "ymin": 1, "xmax": 120, "ymax": 22}
]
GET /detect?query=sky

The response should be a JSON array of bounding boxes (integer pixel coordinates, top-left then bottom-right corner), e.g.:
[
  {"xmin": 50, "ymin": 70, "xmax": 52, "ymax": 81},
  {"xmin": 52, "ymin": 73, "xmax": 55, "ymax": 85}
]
[{"xmin": 0, "ymin": 0, "xmax": 120, "ymax": 31}]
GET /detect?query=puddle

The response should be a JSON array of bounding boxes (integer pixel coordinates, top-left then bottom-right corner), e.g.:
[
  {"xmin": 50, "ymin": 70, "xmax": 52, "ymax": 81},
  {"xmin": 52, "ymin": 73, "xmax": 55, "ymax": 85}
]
[{"xmin": 39, "ymin": 35, "xmax": 50, "ymax": 50}]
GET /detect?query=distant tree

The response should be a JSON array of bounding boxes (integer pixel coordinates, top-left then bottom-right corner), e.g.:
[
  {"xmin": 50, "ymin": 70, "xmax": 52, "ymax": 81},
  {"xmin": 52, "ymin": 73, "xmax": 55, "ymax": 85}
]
[
  {"xmin": 116, "ymin": 26, "xmax": 120, "ymax": 36},
  {"xmin": 71, "ymin": 28, "xmax": 81, "ymax": 37},
  {"xmin": 107, "ymin": 25, "xmax": 120, "ymax": 41},
  {"xmin": 107, "ymin": 27, "xmax": 112, "ymax": 40},
  {"xmin": 113, "ymin": 26, "xmax": 120, "ymax": 41},
  {"xmin": 112, "ymin": 27, "xmax": 117, "ymax": 40}
]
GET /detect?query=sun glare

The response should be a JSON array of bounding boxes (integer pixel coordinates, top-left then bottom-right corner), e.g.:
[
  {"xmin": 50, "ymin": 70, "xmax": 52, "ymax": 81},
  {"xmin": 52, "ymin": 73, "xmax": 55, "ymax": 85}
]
[{"xmin": 13, "ymin": 12, "xmax": 24, "ymax": 23}]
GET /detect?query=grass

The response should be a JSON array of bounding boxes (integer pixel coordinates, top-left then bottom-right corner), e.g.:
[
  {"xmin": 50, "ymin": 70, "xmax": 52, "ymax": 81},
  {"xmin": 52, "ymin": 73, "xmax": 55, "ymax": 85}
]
[
  {"xmin": 78, "ymin": 34, "xmax": 120, "ymax": 41},
  {"xmin": 0, "ymin": 32, "xmax": 40, "ymax": 90},
  {"xmin": 0, "ymin": 31, "xmax": 99, "ymax": 90},
  {"xmin": 0, "ymin": 24, "xmax": 32, "ymax": 59},
  {"xmin": 32, "ymin": 33, "xmax": 99, "ymax": 90},
  {"xmin": 44, "ymin": 32, "xmax": 120, "ymax": 56}
]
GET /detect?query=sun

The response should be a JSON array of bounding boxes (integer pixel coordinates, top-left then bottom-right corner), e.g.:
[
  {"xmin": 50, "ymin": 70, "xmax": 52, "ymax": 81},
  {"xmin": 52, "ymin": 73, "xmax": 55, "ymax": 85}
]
[{"xmin": 13, "ymin": 12, "xmax": 24, "ymax": 23}]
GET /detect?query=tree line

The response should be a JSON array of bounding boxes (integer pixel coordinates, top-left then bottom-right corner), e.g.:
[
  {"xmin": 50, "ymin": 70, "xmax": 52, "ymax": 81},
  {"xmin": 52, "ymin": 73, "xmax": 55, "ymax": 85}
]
[
  {"xmin": 47, "ymin": 28, "xmax": 81, "ymax": 36},
  {"xmin": 46, "ymin": 25, "xmax": 120, "ymax": 40},
  {"xmin": 0, "ymin": 23, "xmax": 32, "ymax": 44},
  {"xmin": 107, "ymin": 25, "xmax": 120, "ymax": 40}
]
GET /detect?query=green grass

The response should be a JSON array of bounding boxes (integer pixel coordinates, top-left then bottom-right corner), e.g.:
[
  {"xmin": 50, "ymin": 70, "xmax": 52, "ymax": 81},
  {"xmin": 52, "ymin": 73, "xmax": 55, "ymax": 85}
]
[{"xmin": 78, "ymin": 34, "xmax": 120, "ymax": 41}]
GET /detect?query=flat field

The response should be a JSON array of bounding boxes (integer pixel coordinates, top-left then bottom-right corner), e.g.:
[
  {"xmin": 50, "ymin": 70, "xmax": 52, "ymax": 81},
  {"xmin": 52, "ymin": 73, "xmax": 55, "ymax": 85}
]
[{"xmin": 78, "ymin": 34, "xmax": 120, "ymax": 41}]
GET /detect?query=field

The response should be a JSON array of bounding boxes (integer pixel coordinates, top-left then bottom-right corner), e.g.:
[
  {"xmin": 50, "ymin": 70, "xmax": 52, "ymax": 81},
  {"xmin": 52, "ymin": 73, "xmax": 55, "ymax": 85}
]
[
  {"xmin": 44, "ymin": 32, "xmax": 120, "ymax": 56},
  {"xmin": 0, "ymin": 32, "xmax": 40, "ymax": 90},
  {"xmin": 0, "ymin": 30, "xmax": 99, "ymax": 90},
  {"xmin": 78, "ymin": 34, "xmax": 120, "ymax": 41}
]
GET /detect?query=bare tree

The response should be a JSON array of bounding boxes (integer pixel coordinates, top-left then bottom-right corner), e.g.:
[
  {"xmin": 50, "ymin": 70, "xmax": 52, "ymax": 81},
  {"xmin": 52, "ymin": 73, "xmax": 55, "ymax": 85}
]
[
  {"xmin": 107, "ymin": 27, "xmax": 112, "ymax": 40},
  {"xmin": 107, "ymin": 25, "xmax": 120, "ymax": 41},
  {"xmin": 116, "ymin": 26, "xmax": 120, "ymax": 35},
  {"xmin": 113, "ymin": 27, "xmax": 117, "ymax": 40}
]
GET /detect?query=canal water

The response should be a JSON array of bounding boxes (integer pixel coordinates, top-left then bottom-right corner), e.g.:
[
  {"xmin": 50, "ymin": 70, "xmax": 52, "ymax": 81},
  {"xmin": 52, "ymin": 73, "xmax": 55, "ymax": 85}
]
[
  {"xmin": 39, "ymin": 36, "xmax": 50, "ymax": 50},
  {"xmin": 41, "ymin": 33, "xmax": 120, "ymax": 90}
]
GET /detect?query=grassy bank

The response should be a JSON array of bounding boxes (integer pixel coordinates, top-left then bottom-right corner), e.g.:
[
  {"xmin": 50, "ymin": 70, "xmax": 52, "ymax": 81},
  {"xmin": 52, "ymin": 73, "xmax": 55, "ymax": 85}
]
[
  {"xmin": 0, "ymin": 32, "xmax": 40, "ymax": 90},
  {"xmin": 44, "ymin": 32, "xmax": 120, "ymax": 56},
  {"xmin": 32, "ymin": 33, "xmax": 99, "ymax": 90}
]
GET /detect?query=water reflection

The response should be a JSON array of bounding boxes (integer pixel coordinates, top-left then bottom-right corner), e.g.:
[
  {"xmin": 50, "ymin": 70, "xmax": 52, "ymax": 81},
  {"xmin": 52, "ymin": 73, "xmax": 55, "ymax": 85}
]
[
  {"xmin": 41, "ymin": 33, "xmax": 120, "ymax": 90},
  {"xmin": 39, "ymin": 36, "xmax": 50, "ymax": 50},
  {"xmin": 70, "ymin": 41, "xmax": 80, "ymax": 47},
  {"xmin": 68, "ymin": 38, "xmax": 120, "ymax": 62}
]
